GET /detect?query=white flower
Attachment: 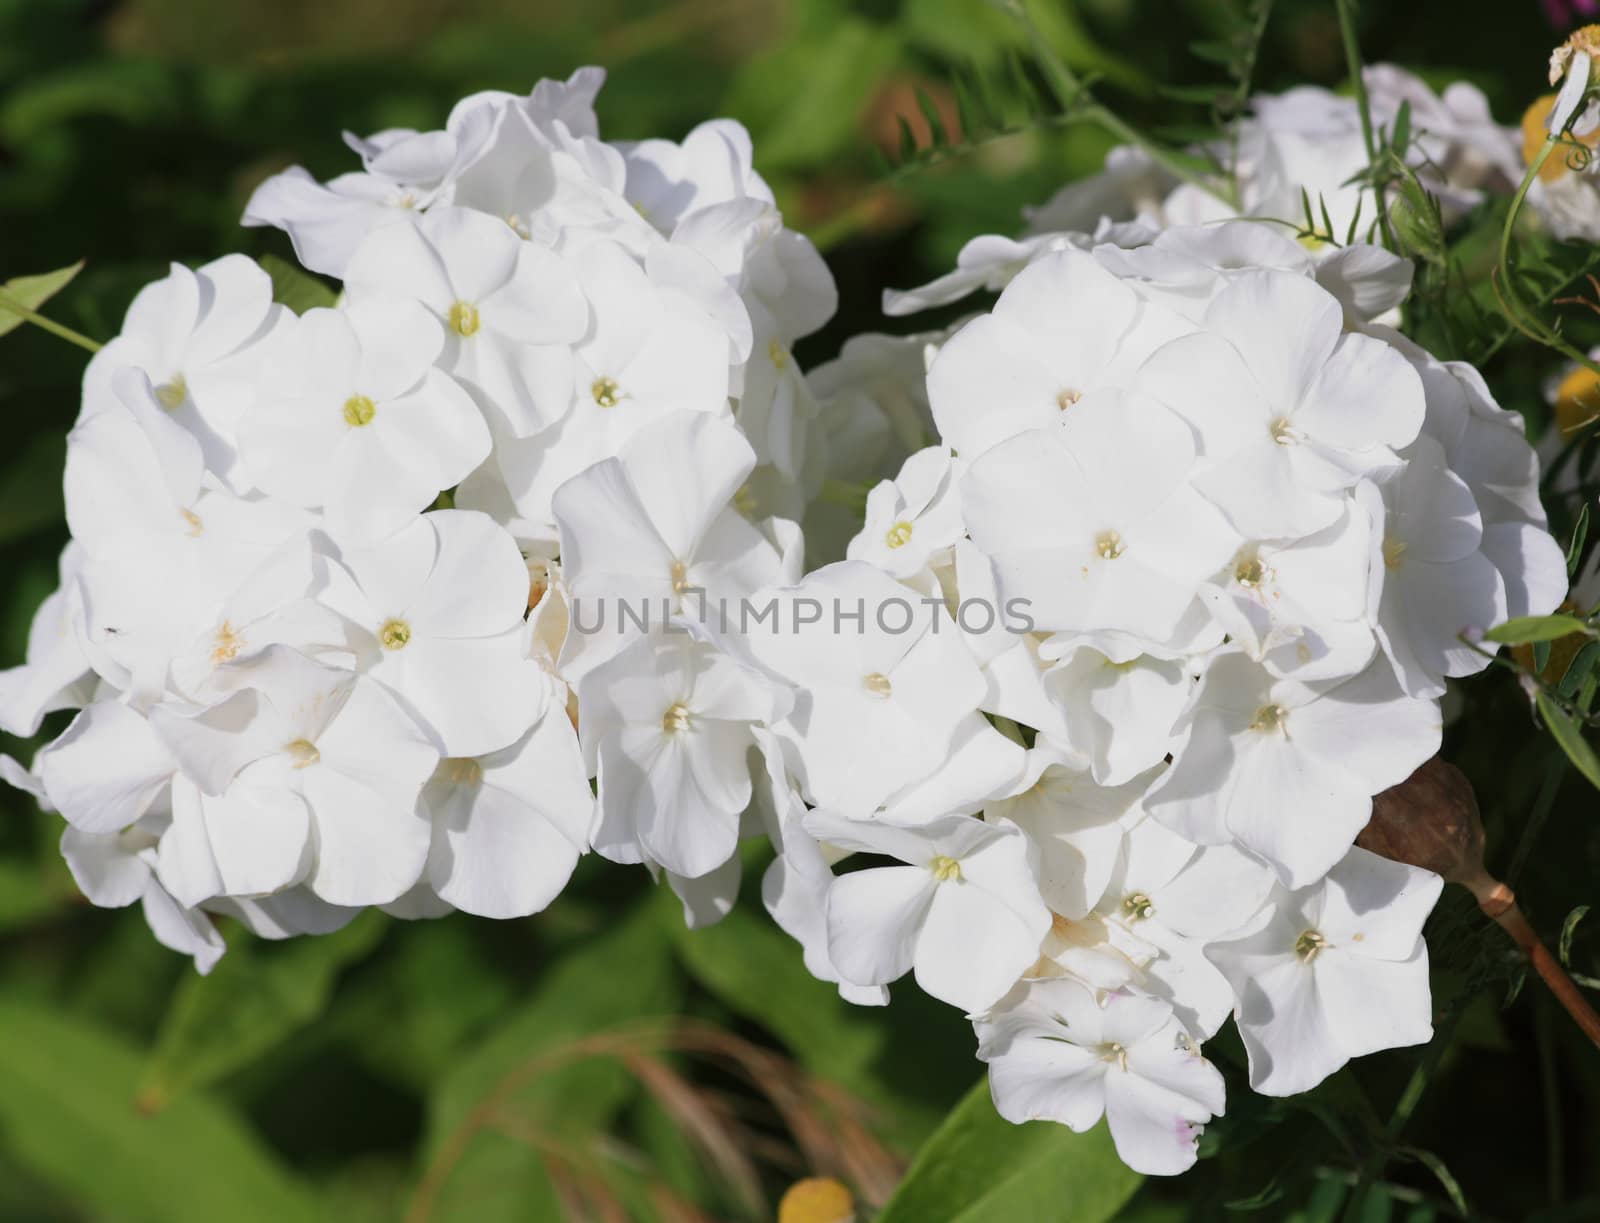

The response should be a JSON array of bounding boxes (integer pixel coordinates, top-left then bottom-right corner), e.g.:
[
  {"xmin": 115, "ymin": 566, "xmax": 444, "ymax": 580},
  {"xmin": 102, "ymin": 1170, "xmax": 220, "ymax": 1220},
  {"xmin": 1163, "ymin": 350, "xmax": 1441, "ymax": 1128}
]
[
  {"xmin": 65, "ymin": 371, "xmax": 312, "ymax": 699},
  {"xmin": 1359, "ymin": 437, "xmax": 1507, "ymax": 699},
  {"xmin": 152, "ymin": 646, "xmax": 438, "ymax": 907},
  {"xmin": 976, "ymin": 978, "xmax": 1225, "ymax": 1176},
  {"xmin": 806, "ymin": 810, "xmax": 1051, "ymax": 1013},
  {"xmin": 1041, "ymin": 647, "xmax": 1193, "ymax": 786},
  {"xmin": 1145, "ymin": 652, "xmax": 1441, "ymax": 888},
  {"xmin": 1198, "ymin": 499, "xmax": 1377, "ymax": 682},
  {"xmin": 579, "ymin": 635, "xmax": 777, "ymax": 878},
  {"xmin": 321, "ymin": 510, "xmax": 543, "ymax": 755},
  {"xmin": 82, "ymin": 255, "xmax": 288, "ymax": 488},
  {"xmin": 0, "ymin": 544, "xmax": 94, "ymax": 737},
  {"xmin": 241, "ymin": 299, "xmax": 490, "ymax": 545},
  {"xmin": 421, "ymin": 709, "xmax": 592, "ymax": 918},
  {"xmin": 552, "ymin": 411, "xmax": 790, "ymax": 679},
  {"xmin": 960, "ymin": 388, "xmax": 1239, "ymax": 650},
  {"xmin": 1206, "ymin": 846, "xmax": 1442, "ymax": 1096},
  {"xmin": 926, "ymin": 249, "xmax": 1187, "ymax": 462},
  {"xmin": 1137, "ymin": 270, "xmax": 1424, "ymax": 539},
  {"xmin": 343, "ymin": 205, "xmax": 587, "ymax": 437},
  {"xmin": 984, "ymin": 743, "xmax": 1150, "ymax": 920},
  {"xmin": 846, "ymin": 446, "xmax": 963, "ymax": 581},
  {"xmin": 745, "ymin": 561, "xmax": 985, "ymax": 817},
  {"xmin": 1093, "ymin": 820, "xmax": 1275, "ymax": 1038}
]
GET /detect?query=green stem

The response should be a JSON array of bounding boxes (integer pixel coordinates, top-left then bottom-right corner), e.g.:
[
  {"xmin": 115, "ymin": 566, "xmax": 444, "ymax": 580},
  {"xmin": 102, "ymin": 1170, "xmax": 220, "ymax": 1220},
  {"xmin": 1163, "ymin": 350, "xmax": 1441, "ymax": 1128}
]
[
  {"xmin": 1498, "ymin": 137, "xmax": 1600, "ymax": 380},
  {"xmin": 0, "ymin": 288, "xmax": 101, "ymax": 354},
  {"xmin": 1333, "ymin": 0, "xmax": 1396, "ymax": 250},
  {"xmin": 1000, "ymin": 0, "xmax": 1231, "ymax": 205}
]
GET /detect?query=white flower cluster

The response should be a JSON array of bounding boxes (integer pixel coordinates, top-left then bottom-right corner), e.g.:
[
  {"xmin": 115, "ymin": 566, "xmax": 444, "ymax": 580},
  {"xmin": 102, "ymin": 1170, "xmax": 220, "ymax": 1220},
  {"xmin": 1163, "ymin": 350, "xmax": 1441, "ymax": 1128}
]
[
  {"xmin": 0, "ymin": 68, "xmax": 836, "ymax": 966},
  {"xmin": 0, "ymin": 60, "xmax": 1575, "ymax": 1181},
  {"xmin": 791, "ymin": 191, "xmax": 1567, "ymax": 1171}
]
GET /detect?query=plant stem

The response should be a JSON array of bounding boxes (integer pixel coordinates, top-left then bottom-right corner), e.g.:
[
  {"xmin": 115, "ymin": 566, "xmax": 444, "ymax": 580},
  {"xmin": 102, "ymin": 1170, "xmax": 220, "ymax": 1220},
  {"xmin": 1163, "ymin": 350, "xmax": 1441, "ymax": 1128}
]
[
  {"xmin": 1333, "ymin": 0, "xmax": 1396, "ymax": 250},
  {"xmin": 0, "ymin": 289, "xmax": 101, "ymax": 354},
  {"xmin": 1497, "ymin": 137, "xmax": 1600, "ymax": 379}
]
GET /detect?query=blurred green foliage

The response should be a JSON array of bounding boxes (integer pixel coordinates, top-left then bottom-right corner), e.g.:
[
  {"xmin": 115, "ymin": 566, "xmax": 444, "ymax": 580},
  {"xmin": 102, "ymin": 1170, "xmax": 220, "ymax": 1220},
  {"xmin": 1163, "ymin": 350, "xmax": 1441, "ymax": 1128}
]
[{"xmin": 3, "ymin": 0, "xmax": 1600, "ymax": 1219}]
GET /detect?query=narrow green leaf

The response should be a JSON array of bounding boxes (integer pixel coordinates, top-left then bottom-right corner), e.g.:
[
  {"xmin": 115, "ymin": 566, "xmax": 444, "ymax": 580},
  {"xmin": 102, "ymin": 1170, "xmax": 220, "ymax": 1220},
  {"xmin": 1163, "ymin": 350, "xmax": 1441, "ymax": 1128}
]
[
  {"xmin": 897, "ymin": 113, "xmax": 920, "ymax": 162},
  {"xmin": 1485, "ymin": 613, "xmax": 1591, "ymax": 644},
  {"xmin": 1537, "ymin": 690, "xmax": 1600, "ymax": 791},
  {"xmin": 138, "ymin": 911, "xmax": 387, "ymax": 1110},
  {"xmin": 0, "ymin": 261, "xmax": 84, "ymax": 338},
  {"xmin": 914, "ymin": 85, "xmax": 949, "ymax": 148},
  {"xmin": 1568, "ymin": 501, "xmax": 1590, "ymax": 576},
  {"xmin": 1557, "ymin": 639, "xmax": 1600, "ymax": 699},
  {"xmin": 0, "ymin": 1000, "xmax": 320, "ymax": 1223},
  {"xmin": 876, "ymin": 1078, "xmax": 1142, "ymax": 1223},
  {"xmin": 260, "ymin": 253, "xmax": 338, "ymax": 314},
  {"xmin": 1560, "ymin": 905, "xmax": 1591, "ymax": 967},
  {"xmin": 1389, "ymin": 98, "xmax": 1412, "ymax": 156}
]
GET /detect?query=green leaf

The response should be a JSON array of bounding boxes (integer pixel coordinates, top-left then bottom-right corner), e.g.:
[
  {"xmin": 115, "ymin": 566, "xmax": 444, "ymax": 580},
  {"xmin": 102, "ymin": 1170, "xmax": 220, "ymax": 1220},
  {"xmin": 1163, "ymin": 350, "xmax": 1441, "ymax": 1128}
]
[
  {"xmin": 0, "ymin": 261, "xmax": 83, "ymax": 339},
  {"xmin": 1568, "ymin": 501, "xmax": 1590, "ymax": 576},
  {"xmin": 138, "ymin": 911, "xmax": 387, "ymax": 1110},
  {"xmin": 876, "ymin": 1078, "xmax": 1142, "ymax": 1223},
  {"xmin": 1484, "ymin": 614, "xmax": 1591, "ymax": 645},
  {"xmin": 1560, "ymin": 905, "xmax": 1590, "ymax": 966},
  {"xmin": 0, "ymin": 999, "xmax": 320, "ymax": 1223},
  {"xmin": 1537, "ymin": 690, "xmax": 1600, "ymax": 791},
  {"xmin": 417, "ymin": 899, "xmax": 682, "ymax": 1221},
  {"xmin": 261, "ymin": 253, "xmax": 338, "ymax": 314}
]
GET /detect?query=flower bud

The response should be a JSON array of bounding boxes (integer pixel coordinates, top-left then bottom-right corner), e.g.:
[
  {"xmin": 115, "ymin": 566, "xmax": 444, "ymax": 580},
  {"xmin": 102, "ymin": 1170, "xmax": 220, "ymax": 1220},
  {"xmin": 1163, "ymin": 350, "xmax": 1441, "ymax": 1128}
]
[
  {"xmin": 779, "ymin": 1178, "xmax": 855, "ymax": 1223},
  {"xmin": 1356, "ymin": 756, "xmax": 1492, "ymax": 896}
]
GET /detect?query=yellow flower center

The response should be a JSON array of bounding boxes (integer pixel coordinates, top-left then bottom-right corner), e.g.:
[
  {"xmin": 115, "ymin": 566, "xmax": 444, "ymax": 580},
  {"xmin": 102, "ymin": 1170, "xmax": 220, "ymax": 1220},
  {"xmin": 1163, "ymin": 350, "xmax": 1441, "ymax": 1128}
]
[
  {"xmin": 155, "ymin": 374, "xmax": 188, "ymax": 410},
  {"xmin": 885, "ymin": 520, "xmax": 914, "ymax": 549},
  {"xmin": 443, "ymin": 757, "xmax": 483, "ymax": 785},
  {"xmin": 768, "ymin": 337, "xmax": 789, "ymax": 369},
  {"xmin": 733, "ymin": 483, "xmax": 758, "ymax": 516},
  {"xmin": 343, "ymin": 394, "xmax": 376, "ymax": 427},
  {"xmin": 448, "ymin": 300, "xmax": 481, "ymax": 337},
  {"xmin": 1122, "ymin": 892, "xmax": 1154, "ymax": 921},
  {"xmin": 661, "ymin": 702, "xmax": 692, "ymax": 733},
  {"xmin": 1270, "ymin": 416, "xmax": 1298, "ymax": 445},
  {"xmin": 210, "ymin": 621, "xmax": 242, "ymax": 666},
  {"xmin": 591, "ymin": 376, "xmax": 621, "ymax": 408},
  {"xmin": 180, "ymin": 508, "xmax": 203, "ymax": 537},
  {"xmin": 930, "ymin": 855, "xmax": 962, "ymax": 882},
  {"xmin": 1099, "ymin": 1041, "xmax": 1129, "ymax": 1070},
  {"xmin": 1382, "ymin": 535, "xmax": 1407, "ymax": 570},
  {"xmin": 379, "ymin": 618, "xmax": 412, "ymax": 650},
  {"xmin": 1095, "ymin": 530, "xmax": 1125, "ymax": 560},
  {"xmin": 1250, "ymin": 703, "xmax": 1288, "ymax": 733},
  {"xmin": 1555, "ymin": 364, "xmax": 1600, "ymax": 435},
  {"xmin": 1057, "ymin": 388, "xmax": 1081, "ymax": 411},
  {"xmin": 862, "ymin": 672, "xmax": 892, "ymax": 698},
  {"xmin": 1295, "ymin": 929, "xmax": 1328, "ymax": 962},
  {"xmin": 285, "ymin": 739, "xmax": 320, "ymax": 769},
  {"xmin": 670, "ymin": 559, "xmax": 691, "ymax": 595}
]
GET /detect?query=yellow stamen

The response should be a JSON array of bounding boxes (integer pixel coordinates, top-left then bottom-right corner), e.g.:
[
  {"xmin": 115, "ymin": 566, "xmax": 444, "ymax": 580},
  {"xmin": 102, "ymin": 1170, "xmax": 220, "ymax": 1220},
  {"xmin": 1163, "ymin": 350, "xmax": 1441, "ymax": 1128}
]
[
  {"xmin": 1250, "ymin": 703, "xmax": 1287, "ymax": 733},
  {"xmin": 343, "ymin": 394, "xmax": 376, "ymax": 427},
  {"xmin": 1382, "ymin": 535, "xmax": 1407, "ymax": 570},
  {"xmin": 286, "ymin": 739, "xmax": 320, "ymax": 769},
  {"xmin": 448, "ymin": 300, "xmax": 480, "ymax": 337},
  {"xmin": 930, "ymin": 855, "xmax": 962, "ymax": 882},
  {"xmin": 885, "ymin": 520, "xmax": 914, "ymax": 549},
  {"xmin": 1095, "ymin": 530, "xmax": 1125, "ymax": 560},
  {"xmin": 1295, "ymin": 929, "xmax": 1328, "ymax": 962},
  {"xmin": 662, "ymin": 702, "xmax": 692, "ymax": 733},
  {"xmin": 591, "ymin": 376, "xmax": 620, "ymax": 408},
  {"xmin": 379, "ymin": 618, "xmax": 412, "ymax": 650},
  {"xmin": 155, "ymin": 374, "xmax": 188, "ymax": 410},
  {"xmin": 862, "ymin": 672, "xmax": 892, "ymax": 698}
]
